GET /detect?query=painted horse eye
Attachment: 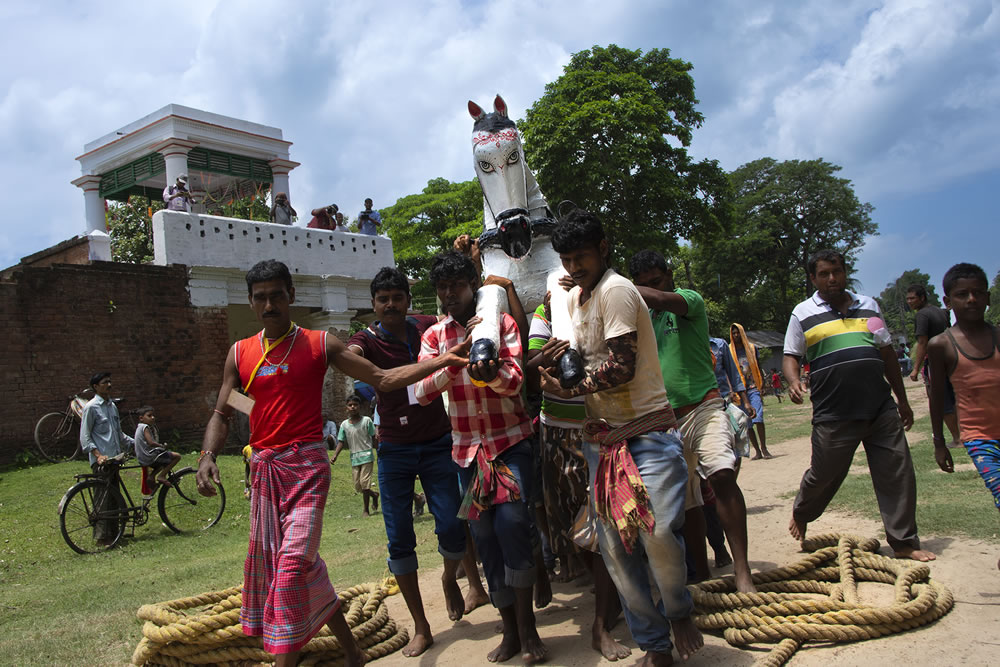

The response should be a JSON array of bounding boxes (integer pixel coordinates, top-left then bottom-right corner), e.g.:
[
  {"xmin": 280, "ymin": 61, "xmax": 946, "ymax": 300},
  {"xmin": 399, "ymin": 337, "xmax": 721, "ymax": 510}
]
[
  {"xmin": 478, "ymin": 160, "xmax": 495, "ymax": 173},
  {"xmin": 506, "ymin": 150, "xmax": 520, "ymax": 165}
]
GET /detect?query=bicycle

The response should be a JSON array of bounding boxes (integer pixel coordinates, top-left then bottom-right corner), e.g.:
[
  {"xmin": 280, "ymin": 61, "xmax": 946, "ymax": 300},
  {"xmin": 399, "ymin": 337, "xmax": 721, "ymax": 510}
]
[
  {"xmin": 34, "ymin": 391, "xmax": 139, "ymax": 463},
  {"xmin": 57, "ymin": 452, "xmax": 226, "ymax": 554}
]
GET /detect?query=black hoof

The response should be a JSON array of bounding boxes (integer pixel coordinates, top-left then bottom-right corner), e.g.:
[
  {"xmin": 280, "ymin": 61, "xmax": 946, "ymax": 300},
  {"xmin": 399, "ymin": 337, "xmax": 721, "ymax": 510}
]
[
  {"xmin": 470, "ymin": 339, "xmax": 498, "ymax": 366},
  {"xmin": 558, "ymin": 348, "xmax": 585, "ymax": 388}
]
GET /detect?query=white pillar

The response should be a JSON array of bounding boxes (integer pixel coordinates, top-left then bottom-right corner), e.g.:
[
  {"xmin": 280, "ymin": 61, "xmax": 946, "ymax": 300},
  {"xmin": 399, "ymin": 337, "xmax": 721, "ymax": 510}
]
[
  {"xmin": 71, "ymin": 175, "xmax": 106, "ymax": 233},
  {"xmin": 153, "ymin": 138, "xmax": 200, "ymax": 187},
  {"xmin": 268, "ymin": 158, "xmax": 301, "ymax": 205}
]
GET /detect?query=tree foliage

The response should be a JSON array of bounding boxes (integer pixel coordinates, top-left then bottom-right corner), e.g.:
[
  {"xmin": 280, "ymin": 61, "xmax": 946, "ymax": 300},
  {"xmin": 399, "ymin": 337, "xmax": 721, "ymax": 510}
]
[
  {"xmin": 690, "ymin": 158, "xmax": 877, "ymax": 331},
  {"xmin": 518, "ymin": 44, "xmax": 731, "ymax": 266},
  {"xmin": 106, "ymin": 196, "xmax": 161, "ymax": 264},
  {"xmin": 380, "ymin": 178, "xmax": 483, "ymax": 309},
  {"xmin": 989, "ymin": 270, "xmax": 1000, "ymax": 326},
  {"xmin": 877, "ymin": 268, "xmax": 940, "ymax": 339}
]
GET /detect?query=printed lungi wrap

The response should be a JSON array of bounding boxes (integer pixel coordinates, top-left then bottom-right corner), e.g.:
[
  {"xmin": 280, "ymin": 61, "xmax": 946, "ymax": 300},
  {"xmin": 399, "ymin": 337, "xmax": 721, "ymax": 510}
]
[{"xmin": 242, "ymin": 441, "xmax": 340, "ymax": 654}]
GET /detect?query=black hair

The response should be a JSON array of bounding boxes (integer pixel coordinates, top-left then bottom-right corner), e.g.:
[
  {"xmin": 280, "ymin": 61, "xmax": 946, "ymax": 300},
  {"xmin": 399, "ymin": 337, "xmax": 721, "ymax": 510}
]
[
  {"xmin": 628, "ymin": 249, "xmax": 670, "ymax": 278},
  {"xmin": 246, "ymin": 259, "xmax": 293, "ymax": 294},
  {"xmin": 472, "ymin": 112, "xmax": 517, "ymax": 134},
  {"xmin": 807, "ymin": 249, "xmax": 847, "ymax": 276},
  {"xmin": 346, "ymin": 393, "xmax": 363, "ymax": 404},
  {"xmin": 942, "ymin": 263, "xmax": 988, "ymax": 296},
  {"xmin": 906, "ymin": 284, "xmax": 927, "ymax": 300},
  {"xmin": 90, "ymin": 371, "xmax": 111, "ymax": 388},
  {"xmin": 370, "ymin": 266, "xmax": 410, "ymax": 297},
  {"xmin": 550, "ymin": 205, "xmax": 607, "ymax": 255},
  {"xmin": 137, "ymin": 405, "xmax": 154, "ymax": 416},
  {"xmin": 428, "ymin": 251, "xmax": 479, "ymax": 288}
]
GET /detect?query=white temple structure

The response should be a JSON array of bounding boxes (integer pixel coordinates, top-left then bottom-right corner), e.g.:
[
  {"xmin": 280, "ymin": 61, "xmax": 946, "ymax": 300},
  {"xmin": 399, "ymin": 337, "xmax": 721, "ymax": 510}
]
[{"xmin": 69, "ymin": 104, "xmax": 392, "ymax": 334}]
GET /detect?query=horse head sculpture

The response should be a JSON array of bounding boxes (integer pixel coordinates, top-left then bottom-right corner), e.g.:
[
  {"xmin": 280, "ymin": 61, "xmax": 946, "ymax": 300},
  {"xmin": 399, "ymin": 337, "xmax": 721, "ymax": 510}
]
[{"xmin": 468, "ymin": 95, "xmax": 552, "ymax": 261}]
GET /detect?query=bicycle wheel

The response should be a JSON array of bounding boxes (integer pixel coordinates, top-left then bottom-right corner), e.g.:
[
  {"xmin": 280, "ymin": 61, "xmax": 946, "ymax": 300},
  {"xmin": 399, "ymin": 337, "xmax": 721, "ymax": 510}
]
[
  {"xmin": 59, "ymin": 479, "xmax": 126, "ymax": 554},
  {"xmin": 35, "ymin": 412, "xmax": 80, "ymax": 463},
  {"xmin": 158, "ymin": 467, "xmax": 226, "ymax": 533}
]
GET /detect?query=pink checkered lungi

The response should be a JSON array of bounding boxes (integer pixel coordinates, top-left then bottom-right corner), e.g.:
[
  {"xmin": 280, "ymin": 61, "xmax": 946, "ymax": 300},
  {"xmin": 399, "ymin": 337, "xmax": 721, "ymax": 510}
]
[{"xmin": 242, "ymin": 441, "xmax": 340, "ymax": 654}]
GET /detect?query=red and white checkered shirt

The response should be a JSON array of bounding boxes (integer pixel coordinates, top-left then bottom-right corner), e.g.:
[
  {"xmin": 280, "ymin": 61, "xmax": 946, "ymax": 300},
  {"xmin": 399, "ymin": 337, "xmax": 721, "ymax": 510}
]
[{"xmin": 415, "ymin": 313, "xmax": 533, "ymax": 468}]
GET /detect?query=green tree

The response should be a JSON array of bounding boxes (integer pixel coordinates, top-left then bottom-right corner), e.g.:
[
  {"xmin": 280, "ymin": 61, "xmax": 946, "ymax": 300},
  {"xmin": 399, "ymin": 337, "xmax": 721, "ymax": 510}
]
[
  {"xmin": 380, "ymin": 178, "xmax": 483, "ymax": 309},
  {"xmin": 988, "ymin": 270, "xmax": 1000, "ymax": 326},
  {"xmin": 208, "ymin": 187, "xmax": 270, "ymax": 222},
  {"xmin": 519, "ymin": 44, "xmax": 732, "ymax": 266},
  {"xmin": 877, "ymin": 269, "xmax": 940, "ymax": 339},
  {"xmin": 690, "ymin": 158, "xmax": 877, "ymax": 330},
  {"xmin": 106, "ymin": 196, "xmax": 161, "ymax": 263}
]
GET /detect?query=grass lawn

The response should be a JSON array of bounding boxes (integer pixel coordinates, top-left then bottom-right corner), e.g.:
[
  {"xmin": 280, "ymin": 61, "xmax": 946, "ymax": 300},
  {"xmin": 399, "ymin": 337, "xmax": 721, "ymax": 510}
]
[
  {"xmin": 828, "ymin": 412, "xmax": 1000, "ymax": 543},
  {"xmin": 0, "ymin": 452, "xmax": 438, "ymax": 666}
]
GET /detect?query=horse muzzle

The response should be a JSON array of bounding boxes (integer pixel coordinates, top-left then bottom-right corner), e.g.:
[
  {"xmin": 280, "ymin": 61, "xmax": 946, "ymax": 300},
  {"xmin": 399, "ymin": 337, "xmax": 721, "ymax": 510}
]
[{"xmin": 496, "ymin": 211, "xmax": 532, "ymax": 259}]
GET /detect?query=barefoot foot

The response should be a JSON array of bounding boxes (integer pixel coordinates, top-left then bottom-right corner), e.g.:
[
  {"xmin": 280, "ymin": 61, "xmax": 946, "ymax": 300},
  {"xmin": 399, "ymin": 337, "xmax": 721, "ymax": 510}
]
[
  {"xmin": 671, "ymin": 617, "xmax": 703, "ymax": 661},
  {"xmin": 464, "ymin": 586, "xmax": 489, "ymax": 614},
  {"xmin": 522, "ymin": 635, "xmax": 548, "ymax": 664},
  {"xmin": 894, "ymin": 547, "xmax": 936, "ymax": 562},
  {"xmin": 593, "ymin": 626, "xmax": 631, "ymax": 661},
  {"xmin": 751, "ymin": 453, "xmax": 763, "ymax": 461},
  {"xmin": 487, "ymin": 635, "xmax": 520, "ymax": 663},
  {"xmin": 402, "ymin": 628, "xmax": 433, "ymax": 657},
  {"xmin": 788, "ymin": 516, "xmax": 807, "ymax": 542},
  {"xmin": 443, "ymin": 574, "xmax": 465, "ymax": 622},
  {"xmin": 734, "ymin": 568, "xmax": 757, "ymax": 594}
]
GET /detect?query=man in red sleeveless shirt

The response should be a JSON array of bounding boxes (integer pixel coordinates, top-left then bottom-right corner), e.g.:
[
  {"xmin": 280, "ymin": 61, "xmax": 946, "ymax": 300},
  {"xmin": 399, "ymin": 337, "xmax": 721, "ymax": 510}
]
[{"xmin": 196, "ymin": 260, "xmax": 469, "ymax": 667}]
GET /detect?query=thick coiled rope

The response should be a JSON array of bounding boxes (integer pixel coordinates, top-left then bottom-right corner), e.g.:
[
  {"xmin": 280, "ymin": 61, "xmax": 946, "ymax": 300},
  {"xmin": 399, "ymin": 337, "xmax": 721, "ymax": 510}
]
[
  {"xmin": 131, "ymin": 580, "xmax": 407, "ymax": 666},
  {"xmin": 690, "ymin": 534, "xmax": 954, "ymax": 667}
]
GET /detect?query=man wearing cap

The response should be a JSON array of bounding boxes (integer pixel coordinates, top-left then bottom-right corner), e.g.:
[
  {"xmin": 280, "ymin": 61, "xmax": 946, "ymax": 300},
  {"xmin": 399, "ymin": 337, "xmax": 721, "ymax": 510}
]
[{"xmin": 163, "ymin": 174, "xmax": 195, "ymax": 212}]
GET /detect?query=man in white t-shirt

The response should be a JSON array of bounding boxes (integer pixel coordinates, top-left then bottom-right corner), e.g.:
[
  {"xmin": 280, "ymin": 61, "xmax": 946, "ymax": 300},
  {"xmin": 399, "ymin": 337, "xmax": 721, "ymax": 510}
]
[
  {"xmin": 538, "ymin": 207, "xmax": 702, "ymax": 666},
  {"xmin": 331, "ymin": 394, "xmax": 379, "ymax": 516}
]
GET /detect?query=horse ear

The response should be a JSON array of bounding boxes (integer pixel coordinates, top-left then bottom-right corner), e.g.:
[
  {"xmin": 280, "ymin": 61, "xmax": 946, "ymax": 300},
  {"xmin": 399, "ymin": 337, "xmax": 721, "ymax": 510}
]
[
  {"xmin": 468, "ymin": 101, "xmax": 485, "ymax": 121},
  {"xmin": 494, "ymin": 95, "xmax": 508, "ymax": 117}
]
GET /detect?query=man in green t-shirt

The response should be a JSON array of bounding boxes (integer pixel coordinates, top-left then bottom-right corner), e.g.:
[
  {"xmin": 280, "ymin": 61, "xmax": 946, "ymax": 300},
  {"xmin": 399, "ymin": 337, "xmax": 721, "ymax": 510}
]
[{"xmin": 629, "ymin": 250, "xmax": 756, "ymax": 594}]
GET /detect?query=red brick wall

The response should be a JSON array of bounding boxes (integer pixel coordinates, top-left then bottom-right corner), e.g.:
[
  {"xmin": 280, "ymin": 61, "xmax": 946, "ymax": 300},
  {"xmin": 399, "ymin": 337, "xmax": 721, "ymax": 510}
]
[{"xmin": 1, "ymin": 261, "xmax": 231, "ymax": 465}]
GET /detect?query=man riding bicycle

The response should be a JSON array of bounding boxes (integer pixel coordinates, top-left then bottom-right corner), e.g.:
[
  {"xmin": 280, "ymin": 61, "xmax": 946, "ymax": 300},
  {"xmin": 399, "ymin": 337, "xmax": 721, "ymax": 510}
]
[{"xmin": 79, "ymin": 371, "xmax": 134, "ymax": 544}]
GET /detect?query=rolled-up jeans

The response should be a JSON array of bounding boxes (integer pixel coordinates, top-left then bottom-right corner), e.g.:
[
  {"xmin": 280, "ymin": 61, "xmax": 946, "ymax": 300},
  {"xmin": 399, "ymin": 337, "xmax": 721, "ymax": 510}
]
[
  {"xmin": 457, "ymin": 439, "xmax": 536, "ymax": 609},
  {"xmin": 584, "ymin": 429, "xmax": 693, "ymax": 654},
  {"xmin": 378, "ymin": 432, "xmax": 466, "ymax": 574}
]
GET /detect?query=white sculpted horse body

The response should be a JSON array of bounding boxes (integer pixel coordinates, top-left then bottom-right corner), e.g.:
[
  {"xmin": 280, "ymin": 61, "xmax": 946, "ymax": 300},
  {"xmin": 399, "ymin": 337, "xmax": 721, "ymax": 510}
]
[{"xmin": 467, "ymin": 95, "xmax": 583, "ymax": 386}]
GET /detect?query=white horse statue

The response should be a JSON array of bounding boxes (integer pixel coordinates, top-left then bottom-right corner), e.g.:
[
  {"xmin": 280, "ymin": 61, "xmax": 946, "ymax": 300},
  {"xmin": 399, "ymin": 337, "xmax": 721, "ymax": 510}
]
[{"xmin": 467, "ymin": 94, "xmax": 583, "ymax": 387}]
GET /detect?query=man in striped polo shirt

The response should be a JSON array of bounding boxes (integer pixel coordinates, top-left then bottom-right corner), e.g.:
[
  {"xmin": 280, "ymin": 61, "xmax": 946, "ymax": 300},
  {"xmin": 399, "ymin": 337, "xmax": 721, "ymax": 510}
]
[{"xmin": 782, "ymin": 249, "xmax": 935, "ymax": 562}]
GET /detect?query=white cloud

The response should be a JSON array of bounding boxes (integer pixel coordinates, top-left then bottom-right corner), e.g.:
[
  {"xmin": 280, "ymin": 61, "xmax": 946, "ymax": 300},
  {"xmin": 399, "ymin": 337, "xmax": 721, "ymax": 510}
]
[{"xmin": 0, "ymin": 0, "xmax": 998, "ymax": 288}]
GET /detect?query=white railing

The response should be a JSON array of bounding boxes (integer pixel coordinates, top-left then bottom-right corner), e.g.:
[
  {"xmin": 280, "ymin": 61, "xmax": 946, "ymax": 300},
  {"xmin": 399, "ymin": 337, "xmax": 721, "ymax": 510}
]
[{"xmin": 152, "ymin": 210, "xmax": 394, "ymax": 279}]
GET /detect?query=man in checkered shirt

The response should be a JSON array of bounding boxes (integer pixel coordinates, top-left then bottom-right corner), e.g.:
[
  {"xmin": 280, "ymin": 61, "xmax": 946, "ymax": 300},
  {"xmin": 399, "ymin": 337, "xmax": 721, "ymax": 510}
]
[{"xmin": 414, "ymin": 251, "xmax": 547, "ymax": 665}]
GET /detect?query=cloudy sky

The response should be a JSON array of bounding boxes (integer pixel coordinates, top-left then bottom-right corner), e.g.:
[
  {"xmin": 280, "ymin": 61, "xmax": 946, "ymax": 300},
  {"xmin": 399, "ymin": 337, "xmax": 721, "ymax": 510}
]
[{"xmin": 2, "ymin": 0, "xmax": 997, "ymax": 299}]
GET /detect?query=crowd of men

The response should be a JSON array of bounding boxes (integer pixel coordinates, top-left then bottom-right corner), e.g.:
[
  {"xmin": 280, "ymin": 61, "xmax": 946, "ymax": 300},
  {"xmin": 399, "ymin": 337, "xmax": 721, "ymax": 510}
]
[{"xmin": 183, "ymin": 204, "xmax": 996, "ymax": 666}]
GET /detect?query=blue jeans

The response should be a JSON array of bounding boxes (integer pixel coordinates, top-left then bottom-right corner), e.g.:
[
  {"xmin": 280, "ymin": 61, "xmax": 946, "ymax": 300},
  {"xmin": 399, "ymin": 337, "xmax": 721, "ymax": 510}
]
[
  {"xmin": 458, "ymin": 439, "xmax": 536, "ymax": 609},
  {"xmin": 377, "ymin": 432, "xmax": 465, "ymax": 575},
  {"xmin": 585, "ymin": 429, "xmax": 693, "ymax": 654}
]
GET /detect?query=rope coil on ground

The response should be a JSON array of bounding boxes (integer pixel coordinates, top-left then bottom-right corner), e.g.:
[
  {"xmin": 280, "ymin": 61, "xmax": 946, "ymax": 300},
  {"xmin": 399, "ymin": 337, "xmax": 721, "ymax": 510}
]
[
  {"xmin": 132, "ymin": 579, "xmax": 406, "ymax": 666},
  {"xmin": 690, "ymin": 534, "xmax": 954, "ymax": 667}
]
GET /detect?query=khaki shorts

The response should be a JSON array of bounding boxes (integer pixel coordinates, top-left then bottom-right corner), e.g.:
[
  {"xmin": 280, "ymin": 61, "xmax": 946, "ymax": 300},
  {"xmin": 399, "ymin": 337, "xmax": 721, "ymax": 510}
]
[
  {"xmin": 678, "ymin": 397, "xmax": 737, "ymax": 509},
  {"xmin": 352, "ymin": 461, "xmax": 374, "ymax": 493}
]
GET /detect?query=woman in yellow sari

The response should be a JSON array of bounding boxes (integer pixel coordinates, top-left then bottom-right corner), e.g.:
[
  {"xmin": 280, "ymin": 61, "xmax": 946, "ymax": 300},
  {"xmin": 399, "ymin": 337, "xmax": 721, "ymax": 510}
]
[{"xmin": 729, "ymin": 323, "xmax": 772, "ymax": 459}]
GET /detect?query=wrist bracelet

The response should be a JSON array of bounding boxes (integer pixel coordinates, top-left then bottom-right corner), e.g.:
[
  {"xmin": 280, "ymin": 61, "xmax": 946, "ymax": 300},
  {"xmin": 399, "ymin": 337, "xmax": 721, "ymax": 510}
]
[{"xmin": 199, "ymin": 450, "xmax": 217, "ymax": 464}]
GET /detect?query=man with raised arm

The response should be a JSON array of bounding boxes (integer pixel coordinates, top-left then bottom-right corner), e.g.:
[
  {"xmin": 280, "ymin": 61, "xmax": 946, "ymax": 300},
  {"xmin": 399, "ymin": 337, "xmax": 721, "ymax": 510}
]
[
  {"xmin": 195, "ymin": 259, "xmax": 469, "ymax": 667},
  {"xmin": 629, "ymin": 249, "xmax": 756, "ymax": 594},
  {"xmin": 538, "ymin": 208, "xmax": 702, "ymax": 667},
  {"xmin": 782, "ymin": 249, "xmax": 934, "ymax": 562}
]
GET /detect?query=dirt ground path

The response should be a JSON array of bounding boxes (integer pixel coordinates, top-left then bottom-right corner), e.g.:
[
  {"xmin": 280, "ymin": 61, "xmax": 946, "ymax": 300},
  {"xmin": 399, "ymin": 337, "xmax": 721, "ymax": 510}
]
[{"xmin": 378, "ymin": 385, "xmax": 999, "ymax": 666}]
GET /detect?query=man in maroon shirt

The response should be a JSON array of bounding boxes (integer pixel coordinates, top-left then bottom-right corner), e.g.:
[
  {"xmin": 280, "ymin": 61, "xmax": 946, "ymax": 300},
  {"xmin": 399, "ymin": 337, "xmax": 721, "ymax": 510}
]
[{"xmin": 347, "ymin": 267, "xmax": 487, "ymax": 656}]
